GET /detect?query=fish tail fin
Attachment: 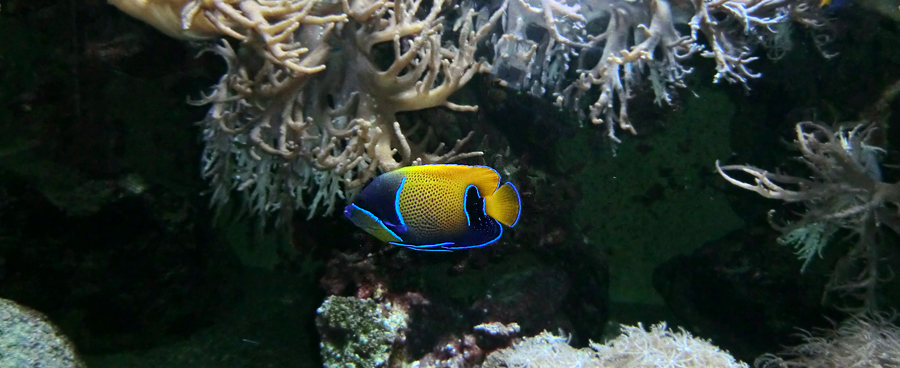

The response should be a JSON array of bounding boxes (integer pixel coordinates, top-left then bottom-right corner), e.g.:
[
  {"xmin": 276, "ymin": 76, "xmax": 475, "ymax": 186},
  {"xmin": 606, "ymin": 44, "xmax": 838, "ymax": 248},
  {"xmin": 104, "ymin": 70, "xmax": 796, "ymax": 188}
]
[{"xmin": 485, "ymin": 182, "xmax": 521, "ymax": 227}]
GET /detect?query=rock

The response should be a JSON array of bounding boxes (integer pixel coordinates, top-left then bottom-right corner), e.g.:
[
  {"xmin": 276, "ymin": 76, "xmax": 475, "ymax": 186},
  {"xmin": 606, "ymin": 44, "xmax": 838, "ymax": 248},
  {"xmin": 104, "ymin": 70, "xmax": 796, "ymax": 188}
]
[
  {"xmin": 652, "ymin": 228, "xmax": 838, "ymax": 361},
  {"xmin": 316, "ymin": 296, "xmax": 409, "ymax": 368},
  {"xmin": 0, "ymin": 298, "xmax": 85, "ymax": 368}
]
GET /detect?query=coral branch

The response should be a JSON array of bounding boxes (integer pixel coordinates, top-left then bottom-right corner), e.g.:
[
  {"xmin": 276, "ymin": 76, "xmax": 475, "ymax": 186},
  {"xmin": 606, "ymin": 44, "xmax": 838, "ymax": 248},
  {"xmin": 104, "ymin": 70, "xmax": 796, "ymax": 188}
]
[
  {"xmin": 490, "ymin": 0, "xmax": 826, "ymax": 142},
  {"xmin": 110, "ymin": 0, "xmax": 504, "ymax": 222},
  {"xmin": 717, "ymin": 121, "xmax": 900, "ymax": 308}
]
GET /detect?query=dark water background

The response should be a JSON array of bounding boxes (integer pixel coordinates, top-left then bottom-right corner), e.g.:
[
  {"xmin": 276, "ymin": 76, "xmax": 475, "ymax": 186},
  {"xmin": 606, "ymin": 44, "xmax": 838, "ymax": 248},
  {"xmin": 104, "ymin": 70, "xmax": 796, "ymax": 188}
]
[{"xmin": 1, "ymin": 0, "xmax": 900, "ymax": 367}]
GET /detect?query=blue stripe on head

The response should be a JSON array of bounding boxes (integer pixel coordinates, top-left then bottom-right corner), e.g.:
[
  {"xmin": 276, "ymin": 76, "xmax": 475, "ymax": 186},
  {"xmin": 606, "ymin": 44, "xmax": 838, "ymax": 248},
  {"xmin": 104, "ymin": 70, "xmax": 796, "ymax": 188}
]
[
  {"xmin": 354, "ymin": 171, "xmax": 405, "ymax": 231},
  {"xmin": 505, "ymin": 182, "xmax": 522, "ymax": 228},
  {"xmin": 393, "ymin": 176, "xmax": 408, "ymax": 233}
]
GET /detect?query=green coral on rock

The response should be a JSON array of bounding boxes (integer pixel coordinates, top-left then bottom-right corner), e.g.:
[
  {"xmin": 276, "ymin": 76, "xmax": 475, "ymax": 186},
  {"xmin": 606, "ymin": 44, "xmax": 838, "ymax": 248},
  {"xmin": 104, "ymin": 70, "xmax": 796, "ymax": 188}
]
[{"xmin": 316, "ymin": 296, "xmax": 409, "ymax": 368}]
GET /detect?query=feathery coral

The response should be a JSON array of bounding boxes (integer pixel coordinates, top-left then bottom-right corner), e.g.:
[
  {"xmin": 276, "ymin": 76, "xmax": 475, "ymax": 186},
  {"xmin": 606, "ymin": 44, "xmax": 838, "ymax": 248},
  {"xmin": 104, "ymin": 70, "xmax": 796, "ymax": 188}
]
[
  {"xmin": 112, "ymin": 0, "xmax": 505, "ymax": 222},
  {"xmin": 717, "ymin": 121, "xmax": 900, "ymax": 309},
  {"xmin": 483, "ymin": 323, "xmax": 748, "ymax": 368}
]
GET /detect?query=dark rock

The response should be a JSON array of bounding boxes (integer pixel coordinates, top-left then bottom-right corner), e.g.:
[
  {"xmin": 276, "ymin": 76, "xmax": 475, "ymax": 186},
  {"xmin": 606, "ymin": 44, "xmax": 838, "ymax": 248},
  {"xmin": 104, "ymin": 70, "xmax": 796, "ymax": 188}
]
[{"xmin": 653, "ymin": 227, "xmax": 839, "ymax": 362}]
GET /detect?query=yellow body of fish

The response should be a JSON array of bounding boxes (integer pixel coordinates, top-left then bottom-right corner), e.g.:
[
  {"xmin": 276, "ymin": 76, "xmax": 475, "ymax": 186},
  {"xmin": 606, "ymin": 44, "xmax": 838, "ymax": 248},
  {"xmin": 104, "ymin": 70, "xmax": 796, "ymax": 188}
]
[{"xmin": 343, "ymin": 164, "xmax": 521, "ymax": 251}]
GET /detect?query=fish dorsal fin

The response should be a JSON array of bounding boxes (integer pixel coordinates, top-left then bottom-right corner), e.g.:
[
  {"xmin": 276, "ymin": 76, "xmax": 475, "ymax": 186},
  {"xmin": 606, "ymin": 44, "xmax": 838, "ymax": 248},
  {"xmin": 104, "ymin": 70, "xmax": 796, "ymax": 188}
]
[
  {"xmin": 398, "ymin": 164, "xmax": 500, "ymax": 197},
  {"xmin": 485, "ymin": 182, "xmax": 521, "ymax": 227}
]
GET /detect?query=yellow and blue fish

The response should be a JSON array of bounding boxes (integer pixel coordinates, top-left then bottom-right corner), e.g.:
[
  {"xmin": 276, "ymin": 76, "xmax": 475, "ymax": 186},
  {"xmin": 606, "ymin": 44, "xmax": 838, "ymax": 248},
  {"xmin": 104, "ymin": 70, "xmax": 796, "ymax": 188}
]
[{"xmin": 343, "ymin": 164, "xmax": 521, "ymax": 251}]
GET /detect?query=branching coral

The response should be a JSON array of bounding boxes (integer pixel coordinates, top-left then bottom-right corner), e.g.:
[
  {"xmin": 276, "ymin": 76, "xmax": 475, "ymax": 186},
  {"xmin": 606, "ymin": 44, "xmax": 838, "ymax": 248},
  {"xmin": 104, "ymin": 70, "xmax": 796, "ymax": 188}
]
[
  {"xmin": 112, "ymin": 0, "xmax": 506, "ymax": 222},
  {"xmin": 717, "ymin": 121, "xmax": 900, "ymax": 310},
  {"xmin": 110, "ymin": 0, "xmax": 829, "ymax": 223},
  {"xmin": 489, "ymin": 0, "xmax": 828, "ymax": 142},
  {"xmin": 109, "ymin": 0, "xmax": 223, "ymax": 40}
]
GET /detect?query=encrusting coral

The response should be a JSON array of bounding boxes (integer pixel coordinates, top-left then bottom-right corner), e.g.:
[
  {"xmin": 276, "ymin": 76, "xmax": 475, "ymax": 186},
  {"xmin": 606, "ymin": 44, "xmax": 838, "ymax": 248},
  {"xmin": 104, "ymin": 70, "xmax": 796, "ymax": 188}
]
[{"xmin": 316, "ymin": 295, "xmax": 409, "ymax": 368}]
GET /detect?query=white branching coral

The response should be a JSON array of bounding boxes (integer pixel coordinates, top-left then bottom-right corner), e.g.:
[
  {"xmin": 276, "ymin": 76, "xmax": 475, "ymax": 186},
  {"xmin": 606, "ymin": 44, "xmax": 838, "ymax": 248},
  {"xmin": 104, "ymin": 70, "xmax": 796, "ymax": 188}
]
[
  {"xmin": 110, "ymin": 0, "xmax": 831, "ymax": 223},
  {"xmin": 488, "ymin": 0, "xmax": 828, "ymax": 142},
  {"xmin": 483, "ymin": 323, "xmax": 748, "ymax": 368},
  {"xmin": 756, "ymin": 313, "xmax": 900, "ymax": 368},
  {"xmin": 112, "ymin": 0, "xmax": 506, "ymax": 222}
]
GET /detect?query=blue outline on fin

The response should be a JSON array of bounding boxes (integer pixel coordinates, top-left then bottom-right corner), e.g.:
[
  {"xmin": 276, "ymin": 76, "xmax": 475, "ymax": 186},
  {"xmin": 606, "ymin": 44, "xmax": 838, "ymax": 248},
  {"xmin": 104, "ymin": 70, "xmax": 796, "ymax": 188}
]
[
  {"xmin": 389, "ymin": 241, "xmax": 454, "ymax": 252},
  {"xmin": 480, "ymin": 165, "xmax": 502, "ymax": 193},
  {"xmin": 451, "ymin": 220, "xmax": 504, "ymax": 249},
  {"xmin": 350, "ymin": 203, "xmax": 403, "ymax": 242},
  {"xmin": 393, "ymin": 177, "xmax": 408, "ymax": 232},
  {"xmin": 481, "ymin": 192, "xmax": 487, "ymax": 217},
  {"xmin": 504, "ymin": 182, "xmax": 522, "ymax": 228},
  {"xmin": 411, "ymin": 247, "xmax": 453, "ymax": 252},
  {"xmin": 463, "ymin": 184, "xmax": 478, "ymax": 227}
]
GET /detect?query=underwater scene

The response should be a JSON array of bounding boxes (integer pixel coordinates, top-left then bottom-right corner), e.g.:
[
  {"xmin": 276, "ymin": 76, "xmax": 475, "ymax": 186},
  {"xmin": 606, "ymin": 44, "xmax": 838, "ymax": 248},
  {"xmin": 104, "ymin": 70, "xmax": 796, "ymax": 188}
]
[{"xmin": 2, "ymin": 0, "xmax": 900, "ymax": 366}]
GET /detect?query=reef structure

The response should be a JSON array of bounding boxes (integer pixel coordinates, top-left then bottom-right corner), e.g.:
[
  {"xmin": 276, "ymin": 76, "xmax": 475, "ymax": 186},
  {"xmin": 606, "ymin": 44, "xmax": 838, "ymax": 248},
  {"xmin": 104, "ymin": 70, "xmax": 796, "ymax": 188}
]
[
  {"xmin": 110, "ymin": 0, "xmax": 504, "ymax": 222},
  {"xmin": 488, "ymin": 0, "xmax": 828, "ymax": 142},
  {"xmin": 109, "ymin": 0, "xmax": 827, "ymax": 221}
]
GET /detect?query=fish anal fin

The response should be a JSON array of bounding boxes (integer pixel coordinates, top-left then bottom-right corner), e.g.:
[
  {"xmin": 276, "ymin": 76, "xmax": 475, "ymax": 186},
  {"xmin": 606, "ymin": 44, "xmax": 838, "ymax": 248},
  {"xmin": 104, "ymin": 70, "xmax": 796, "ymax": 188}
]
[
  {"xmin": 389, "ymin": 241, "xmax": 455, "ymax": 252},
  {"xmin": 485, "ymin": 182, "xmax": 521, "ymax": 227}
]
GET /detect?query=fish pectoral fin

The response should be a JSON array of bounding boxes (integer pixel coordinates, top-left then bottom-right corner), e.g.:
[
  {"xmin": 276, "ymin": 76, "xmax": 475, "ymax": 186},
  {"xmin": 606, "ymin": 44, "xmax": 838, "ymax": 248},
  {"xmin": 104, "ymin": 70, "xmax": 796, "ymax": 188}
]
[
  {"xmin": 389, "ymin": 241, "xmax": 455, "ymax": 252},
  {"xmin": 383, "ymin": 220, "xmax": 408, "ymax": 234}
]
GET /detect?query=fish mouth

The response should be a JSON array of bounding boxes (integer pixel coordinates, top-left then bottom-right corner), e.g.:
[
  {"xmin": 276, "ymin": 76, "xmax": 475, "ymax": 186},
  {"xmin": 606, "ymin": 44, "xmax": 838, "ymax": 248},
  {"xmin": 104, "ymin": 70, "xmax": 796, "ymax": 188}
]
[{"xmin": 343, "ymin": 205, "xmax": 353, "ymax": 219}]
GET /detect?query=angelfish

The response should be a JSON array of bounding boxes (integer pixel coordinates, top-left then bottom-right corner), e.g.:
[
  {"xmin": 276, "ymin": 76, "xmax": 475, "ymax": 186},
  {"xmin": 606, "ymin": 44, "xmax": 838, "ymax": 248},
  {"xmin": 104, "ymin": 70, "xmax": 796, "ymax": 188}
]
[{"xmin": 343, "ymin": 164, "xmax": 521, "ymax": 251}]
